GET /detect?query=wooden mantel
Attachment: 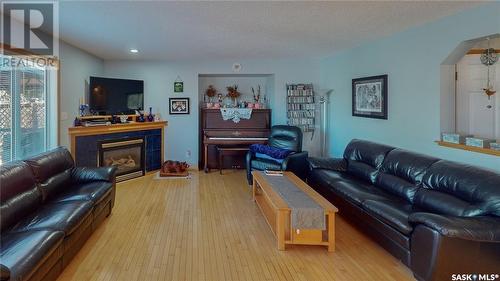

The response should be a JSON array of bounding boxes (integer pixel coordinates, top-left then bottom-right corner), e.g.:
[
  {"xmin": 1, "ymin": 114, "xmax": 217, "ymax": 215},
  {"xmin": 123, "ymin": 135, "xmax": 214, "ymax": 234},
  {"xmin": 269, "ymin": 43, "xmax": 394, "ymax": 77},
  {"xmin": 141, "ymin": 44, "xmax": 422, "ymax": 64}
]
[
  {"xmin": 68, "ymin": 121, "xmax": 168, "ymax": 163},
  {"xmin": 68, "ymin": 121, "xmax": 167, "ymax": 137}
]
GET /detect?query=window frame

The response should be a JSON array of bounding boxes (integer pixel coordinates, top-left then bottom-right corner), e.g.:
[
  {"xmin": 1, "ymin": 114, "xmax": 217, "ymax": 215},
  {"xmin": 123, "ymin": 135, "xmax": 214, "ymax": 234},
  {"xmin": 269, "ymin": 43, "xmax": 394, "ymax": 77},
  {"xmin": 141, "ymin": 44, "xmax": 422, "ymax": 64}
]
[{"xmin": 0, "ymin": 43, "xmax": 60, "ymax": 162}]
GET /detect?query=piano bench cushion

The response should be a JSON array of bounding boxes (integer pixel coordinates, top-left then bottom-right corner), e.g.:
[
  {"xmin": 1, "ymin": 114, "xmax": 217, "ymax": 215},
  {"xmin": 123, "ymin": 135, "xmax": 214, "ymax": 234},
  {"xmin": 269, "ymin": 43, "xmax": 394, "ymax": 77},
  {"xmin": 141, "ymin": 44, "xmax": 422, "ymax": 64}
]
[
  {"xmin": 251, "ymin": 158, "xmax": 282, "ymax": 171},
  {"xmin": 249, "ymin": 144, "xmax": 292, "ymax": 159},
  {"xmin": 255, "ymin": 153, "xmax": 284, "ymax": 164}
]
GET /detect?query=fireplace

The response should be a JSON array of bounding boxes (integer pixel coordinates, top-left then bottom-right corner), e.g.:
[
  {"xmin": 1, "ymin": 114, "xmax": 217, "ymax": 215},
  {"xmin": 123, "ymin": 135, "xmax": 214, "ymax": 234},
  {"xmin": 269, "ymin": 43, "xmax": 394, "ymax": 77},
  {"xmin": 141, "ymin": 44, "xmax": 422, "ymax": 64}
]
[{"xmin": 98, "ymin": 137, "xmax": 145, "ymax": 182}]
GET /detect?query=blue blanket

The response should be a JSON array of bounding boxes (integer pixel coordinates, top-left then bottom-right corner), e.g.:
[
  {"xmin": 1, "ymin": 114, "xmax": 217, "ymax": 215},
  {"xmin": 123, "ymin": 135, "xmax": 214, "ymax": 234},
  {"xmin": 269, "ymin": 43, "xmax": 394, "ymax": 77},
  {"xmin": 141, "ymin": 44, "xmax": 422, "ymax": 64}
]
[{"xmin": 250, "ymin": 144, "xmax": 293, "ymax": 159}]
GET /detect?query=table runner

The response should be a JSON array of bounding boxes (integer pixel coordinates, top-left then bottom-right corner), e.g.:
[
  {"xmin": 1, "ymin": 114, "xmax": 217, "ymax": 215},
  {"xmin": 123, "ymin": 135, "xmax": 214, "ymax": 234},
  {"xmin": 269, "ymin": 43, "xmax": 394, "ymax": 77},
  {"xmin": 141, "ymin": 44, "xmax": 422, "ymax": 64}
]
[{"xmin": 260, "ymin": 172, "xmax": 325, "ymax": 230}]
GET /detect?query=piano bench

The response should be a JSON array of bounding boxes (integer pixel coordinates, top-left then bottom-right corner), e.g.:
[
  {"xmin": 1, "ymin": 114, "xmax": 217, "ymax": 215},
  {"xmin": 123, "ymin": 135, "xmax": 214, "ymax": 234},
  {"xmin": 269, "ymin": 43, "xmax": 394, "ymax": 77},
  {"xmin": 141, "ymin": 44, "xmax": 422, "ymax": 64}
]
[{"xmin": 216, "ymin": 146, "xmax": 250, "ymax": 175}]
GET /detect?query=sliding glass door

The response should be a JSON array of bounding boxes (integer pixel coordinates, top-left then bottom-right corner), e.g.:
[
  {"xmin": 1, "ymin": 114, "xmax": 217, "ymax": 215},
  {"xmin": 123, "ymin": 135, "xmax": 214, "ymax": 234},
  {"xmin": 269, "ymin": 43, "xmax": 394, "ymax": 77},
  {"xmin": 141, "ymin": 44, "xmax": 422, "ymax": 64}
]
[{"xmin": 0, "ymin": 55, "xmax": 55, "ymax": 164}]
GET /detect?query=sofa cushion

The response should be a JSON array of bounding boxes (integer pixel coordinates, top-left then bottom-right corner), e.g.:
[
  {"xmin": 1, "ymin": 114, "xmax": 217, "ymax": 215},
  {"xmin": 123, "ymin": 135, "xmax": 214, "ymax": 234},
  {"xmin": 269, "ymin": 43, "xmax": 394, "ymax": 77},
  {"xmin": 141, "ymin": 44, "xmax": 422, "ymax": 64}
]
[
  {"xmin": 24, "ymin": 147, "xmax": 74, "ymax": 201},
  {"xmin": 0, "ymin": 161, "xmax": 42, "ymax": 231},
  {"xmin": 308, "ymin": 169, "xmax": 360, "ymax": 187},
  {"xmin": 413, "ymin": 189, "xmax": 483, "ymax": 217},
  {"xmin": 420, "ymin": 160, "xmax": 500, "ymax": 216},
  {"xmin": 52, "ymin": 181, "xmax": 113, "ymax": 205},
  {"xmin": 250, "ymin": 158, "xmax": 282, "ymax": 171},
  {"xmin": 375, "ymin": 174, "xmax": 420, "ymax": 203},
  {"xmin": 362, "ymin": 200, "xmax": 416, "ymax": 235},
  {"xmin": 329, "ymin": 178, "xmax": 397, "ymax": 206},
  {"xmin": 343, "ymin": 139, "xmax": 395, "ymax": 184},
  {"xmin": 0, "ymin": 230, "xmax": 64, "ymax": 281},
  {"xmin": 9, "ymin": 201, "xmax": 93, "ymax": 236},
  {"xmin": 375, "ymin": 149, "xmax": 439, "ymax": 202},
  {"xmin": 307, "ymin": 157, "xmax": 347, "ymax": 172},
  {"xmin": 379, "ymin": 149, "xmax": 440, "ymax": 184}
]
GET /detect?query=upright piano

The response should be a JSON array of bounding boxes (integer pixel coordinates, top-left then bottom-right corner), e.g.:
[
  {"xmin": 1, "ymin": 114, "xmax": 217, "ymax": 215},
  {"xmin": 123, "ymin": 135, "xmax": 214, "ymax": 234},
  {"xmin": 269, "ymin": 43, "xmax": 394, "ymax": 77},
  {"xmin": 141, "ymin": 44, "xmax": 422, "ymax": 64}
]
[{"xmin": 200, "ymin": 108, "xmax": 271, "ymax": 172}]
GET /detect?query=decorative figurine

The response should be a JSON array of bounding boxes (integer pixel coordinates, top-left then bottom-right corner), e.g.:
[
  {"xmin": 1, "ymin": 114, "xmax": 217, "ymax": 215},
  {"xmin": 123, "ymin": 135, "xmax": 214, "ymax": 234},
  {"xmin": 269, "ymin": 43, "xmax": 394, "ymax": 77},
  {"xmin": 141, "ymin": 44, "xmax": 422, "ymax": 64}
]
[{"xmin": 137, "ymin": 111, "xmax": 145, "ymax": 122}]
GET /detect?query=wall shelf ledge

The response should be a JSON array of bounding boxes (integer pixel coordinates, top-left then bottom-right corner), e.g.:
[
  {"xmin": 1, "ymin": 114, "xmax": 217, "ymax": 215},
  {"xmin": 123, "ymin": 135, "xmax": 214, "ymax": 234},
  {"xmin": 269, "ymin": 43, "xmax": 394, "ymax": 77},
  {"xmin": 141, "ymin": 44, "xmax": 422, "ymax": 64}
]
[{"xmin": 435, "ymin": 141, "xmax": 500, "ymax": 156}]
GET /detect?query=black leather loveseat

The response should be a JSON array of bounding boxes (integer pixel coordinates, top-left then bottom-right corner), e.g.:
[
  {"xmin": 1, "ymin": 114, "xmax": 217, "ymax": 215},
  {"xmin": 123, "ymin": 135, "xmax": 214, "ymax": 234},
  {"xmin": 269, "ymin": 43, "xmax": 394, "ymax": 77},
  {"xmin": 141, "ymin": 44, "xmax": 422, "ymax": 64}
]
[
  {"xmin": 307, "ymin": 139, "xmax": 500, "ymax": 281},
  {"xmin": 0, "ymin": 147, "xmax": 116, "ymax": 281}
]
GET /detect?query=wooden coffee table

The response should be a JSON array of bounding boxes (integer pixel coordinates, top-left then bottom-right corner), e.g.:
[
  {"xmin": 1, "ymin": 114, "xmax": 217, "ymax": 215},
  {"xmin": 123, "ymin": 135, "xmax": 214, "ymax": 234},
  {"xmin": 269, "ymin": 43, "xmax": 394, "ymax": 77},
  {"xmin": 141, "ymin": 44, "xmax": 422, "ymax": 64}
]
[{"xmin": 252, "ymin": 171, "xmax": 338, "ymax": 252}]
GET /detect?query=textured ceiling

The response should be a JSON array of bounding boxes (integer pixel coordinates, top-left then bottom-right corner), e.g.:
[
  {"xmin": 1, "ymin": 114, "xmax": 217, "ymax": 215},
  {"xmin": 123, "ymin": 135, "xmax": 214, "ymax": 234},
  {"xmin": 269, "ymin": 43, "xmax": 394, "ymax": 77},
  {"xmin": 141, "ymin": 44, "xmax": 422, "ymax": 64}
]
[{"xmin": 57, "ymin": 1, "xmax": 482, "ymax": 61}]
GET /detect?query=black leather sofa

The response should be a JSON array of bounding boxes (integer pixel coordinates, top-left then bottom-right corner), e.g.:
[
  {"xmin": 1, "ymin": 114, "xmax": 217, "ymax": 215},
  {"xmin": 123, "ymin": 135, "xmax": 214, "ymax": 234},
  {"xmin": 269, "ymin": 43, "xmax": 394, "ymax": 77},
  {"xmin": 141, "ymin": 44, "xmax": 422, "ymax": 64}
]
[
  {"xmin": 0, "ymin": 147, "xmax": 116, "ymax": 281},
  {"xmin": 307, "ymin": 139, "xmax": 500, "ymax": 281},
  {"xmin": 246, "ymin": 125, "xmax": 308, "ymax": 184}
]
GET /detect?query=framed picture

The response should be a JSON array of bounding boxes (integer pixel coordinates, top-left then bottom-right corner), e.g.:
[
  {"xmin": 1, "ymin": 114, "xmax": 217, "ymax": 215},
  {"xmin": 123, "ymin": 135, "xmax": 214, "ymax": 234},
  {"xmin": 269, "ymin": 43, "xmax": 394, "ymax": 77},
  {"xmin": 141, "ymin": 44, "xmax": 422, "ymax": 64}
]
[
  {"xmin": 174, "ymin": 81, "xmax": 183, "ymax": 93},
  {"xmin": 352, "ymin": 74, "xmax": 388, "ymax": 119},
  {"xmin": 169, "ymin": 98, "xmax": 190, "ymax": 114}
]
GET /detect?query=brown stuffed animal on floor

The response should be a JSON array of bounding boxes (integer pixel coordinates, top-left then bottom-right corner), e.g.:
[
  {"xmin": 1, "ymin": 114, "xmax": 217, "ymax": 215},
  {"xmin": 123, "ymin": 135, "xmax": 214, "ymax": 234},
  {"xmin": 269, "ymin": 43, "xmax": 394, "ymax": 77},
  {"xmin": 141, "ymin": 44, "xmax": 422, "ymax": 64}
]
[{"xmin": 161, "ymin": 160, "xmax": 189, "ymax": 174}]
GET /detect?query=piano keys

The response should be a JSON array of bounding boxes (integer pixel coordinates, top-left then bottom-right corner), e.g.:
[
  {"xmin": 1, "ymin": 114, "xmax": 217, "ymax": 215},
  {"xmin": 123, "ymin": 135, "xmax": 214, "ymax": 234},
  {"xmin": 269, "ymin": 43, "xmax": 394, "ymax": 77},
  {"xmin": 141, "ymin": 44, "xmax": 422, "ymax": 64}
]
[{"xmin": 199, "ymin": 108, "xmax": 271, "ymax": 172}]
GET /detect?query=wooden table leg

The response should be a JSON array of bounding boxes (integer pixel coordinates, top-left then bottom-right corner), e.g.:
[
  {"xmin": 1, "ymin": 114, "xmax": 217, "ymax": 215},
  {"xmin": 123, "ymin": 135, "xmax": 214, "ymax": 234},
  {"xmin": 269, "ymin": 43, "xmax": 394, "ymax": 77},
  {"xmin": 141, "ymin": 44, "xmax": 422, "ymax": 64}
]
[
  {"xmin": 252, "ymin": 179, "xmax": 257, "ymax": 201},
  {"xmin": 219, "ymin": 149, "xmax": 223, "ymax": 175},
  {"xmin": 277, "ymin": 210, "xmax": 286, "ymax": 251},
  {"xmin": 204, "ymin": 144, "xmax": 209, "ymax": 173},
  {"xmin": 328, "ymin": 212, "xmax": 335, "ymax": 252}
]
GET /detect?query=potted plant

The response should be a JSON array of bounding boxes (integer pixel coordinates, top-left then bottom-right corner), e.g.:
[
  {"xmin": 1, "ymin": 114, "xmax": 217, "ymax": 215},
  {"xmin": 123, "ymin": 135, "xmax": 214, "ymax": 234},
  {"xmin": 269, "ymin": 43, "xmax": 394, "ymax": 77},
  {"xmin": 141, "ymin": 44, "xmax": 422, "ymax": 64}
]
[
  {"xmin": 205, "ymin": 85, "xmax": 217, "ymax": 108},
  {"xmin": 226, "ymin": 85, "xmax": 240, "ymax": 107}
]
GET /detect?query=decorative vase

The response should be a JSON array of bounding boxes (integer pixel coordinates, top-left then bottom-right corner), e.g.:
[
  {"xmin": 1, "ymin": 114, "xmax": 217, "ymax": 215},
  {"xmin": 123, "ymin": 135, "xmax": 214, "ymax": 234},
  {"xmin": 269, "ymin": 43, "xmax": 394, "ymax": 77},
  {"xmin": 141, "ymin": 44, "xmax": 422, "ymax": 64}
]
[
  {"xmin": 74, "ymin": 117, "xmax": 81, "ymax": 127},
  {"xmin": 79, "ymin": 104, "xmax": 87, "ymax": 116},
  {"xmin": 147, "ymin": 107, "xmax": 154, "ymax": 122}
]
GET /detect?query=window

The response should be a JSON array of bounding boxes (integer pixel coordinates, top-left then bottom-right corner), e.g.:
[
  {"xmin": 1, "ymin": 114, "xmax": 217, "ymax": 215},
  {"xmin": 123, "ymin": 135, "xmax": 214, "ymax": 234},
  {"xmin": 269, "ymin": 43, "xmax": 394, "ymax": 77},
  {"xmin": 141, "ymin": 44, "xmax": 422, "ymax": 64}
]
[{"xmin": 0, "ymin": 55, "xmax": 57, "ymax": 164}]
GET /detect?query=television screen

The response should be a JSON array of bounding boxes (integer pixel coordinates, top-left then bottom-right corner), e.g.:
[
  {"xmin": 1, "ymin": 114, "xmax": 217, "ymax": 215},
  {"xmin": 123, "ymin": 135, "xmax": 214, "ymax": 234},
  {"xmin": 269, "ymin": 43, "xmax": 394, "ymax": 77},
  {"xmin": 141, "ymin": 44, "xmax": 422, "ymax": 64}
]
[{"xmin": 89, "ymin": 76, "xmax": 144, "ymax": 115}]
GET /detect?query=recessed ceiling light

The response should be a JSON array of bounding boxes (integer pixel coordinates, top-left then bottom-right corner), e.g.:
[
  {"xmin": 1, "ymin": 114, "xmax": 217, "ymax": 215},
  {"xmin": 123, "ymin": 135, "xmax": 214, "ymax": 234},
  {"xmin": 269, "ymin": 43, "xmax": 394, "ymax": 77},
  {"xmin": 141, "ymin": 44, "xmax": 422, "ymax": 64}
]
[{"xmin": 129, "ymin": 49, "xmax": 139, "ymax": 53}]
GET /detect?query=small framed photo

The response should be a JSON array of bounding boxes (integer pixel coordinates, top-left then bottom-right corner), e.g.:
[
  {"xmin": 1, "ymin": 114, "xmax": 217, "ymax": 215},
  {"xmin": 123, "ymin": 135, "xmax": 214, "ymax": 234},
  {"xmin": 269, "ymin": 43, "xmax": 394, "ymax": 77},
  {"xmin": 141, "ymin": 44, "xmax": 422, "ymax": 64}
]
[
  {"xmin": 352, "ymin": 74, "xmax": 388, "ymax": 119},
  {"xmin": 174, "ymin": 81, "xmax": 184, "ymax": 93},
  {"xmin": 169, "ymin": 98, "xmax": 190, "ymax": 115}
]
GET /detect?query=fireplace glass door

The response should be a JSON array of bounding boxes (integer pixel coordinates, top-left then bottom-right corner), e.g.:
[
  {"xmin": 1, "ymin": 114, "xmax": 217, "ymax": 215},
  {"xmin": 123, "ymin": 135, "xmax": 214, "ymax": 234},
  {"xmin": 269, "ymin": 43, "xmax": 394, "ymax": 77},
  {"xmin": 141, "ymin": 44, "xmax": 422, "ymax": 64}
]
[{"xmin": 98, "ymin": 137, "xmax": 145, "ymax": 182}]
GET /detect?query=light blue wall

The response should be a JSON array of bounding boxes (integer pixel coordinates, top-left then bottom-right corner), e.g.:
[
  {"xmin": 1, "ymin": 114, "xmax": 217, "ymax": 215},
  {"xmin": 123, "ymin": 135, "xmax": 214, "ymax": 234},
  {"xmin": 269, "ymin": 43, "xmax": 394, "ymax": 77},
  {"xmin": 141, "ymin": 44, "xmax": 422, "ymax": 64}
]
[
  {"xmin": 320, "ymin": 3, "xmax": 500, "ymax": 171},
  {"xmin": 104, "ymin": 58, "xmax": 320, "ymax": 164},
  {"xmin": 59, "ymin": 42, "xmax": 104, "ymax": 148}
]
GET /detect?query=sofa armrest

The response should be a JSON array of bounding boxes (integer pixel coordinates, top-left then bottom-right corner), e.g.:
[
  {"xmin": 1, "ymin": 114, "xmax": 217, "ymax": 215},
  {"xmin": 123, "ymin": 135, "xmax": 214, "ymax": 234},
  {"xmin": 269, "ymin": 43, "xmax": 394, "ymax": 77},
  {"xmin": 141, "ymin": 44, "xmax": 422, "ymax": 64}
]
[
  {"xmin": 1, "ymin": 264, "xmax": 10, "ymax": 281},
  {"xmin": 307, "ymin": 157, "xmax": 346, "ymax": 172},
  {"xmin": 71, "ymin": 166, "xmax": 117, "ymax": 184},
  {"xmin": 409, "ymin": 212, "xmax": 500, "ymax": 242},
  {"xmin": 282, "ymin": 151, "xmax": 308, "ymax": 180}
]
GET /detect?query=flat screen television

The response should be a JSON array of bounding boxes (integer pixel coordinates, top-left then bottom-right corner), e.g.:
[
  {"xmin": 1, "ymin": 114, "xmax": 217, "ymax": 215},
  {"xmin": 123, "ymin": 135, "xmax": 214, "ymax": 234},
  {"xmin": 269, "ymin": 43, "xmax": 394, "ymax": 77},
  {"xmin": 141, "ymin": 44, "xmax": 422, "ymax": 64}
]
[{"xmin": 89, "ymin": 76, "xmax": 144, "ymax": 115}]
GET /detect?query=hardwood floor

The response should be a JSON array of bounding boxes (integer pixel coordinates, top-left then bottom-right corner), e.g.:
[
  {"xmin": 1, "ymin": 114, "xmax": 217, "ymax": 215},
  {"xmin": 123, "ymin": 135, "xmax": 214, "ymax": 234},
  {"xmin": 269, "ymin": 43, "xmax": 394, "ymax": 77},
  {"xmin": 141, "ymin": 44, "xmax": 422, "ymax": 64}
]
[{"xmin": 58, "ymin": 170, "xmax": 414, "ymax": 281}]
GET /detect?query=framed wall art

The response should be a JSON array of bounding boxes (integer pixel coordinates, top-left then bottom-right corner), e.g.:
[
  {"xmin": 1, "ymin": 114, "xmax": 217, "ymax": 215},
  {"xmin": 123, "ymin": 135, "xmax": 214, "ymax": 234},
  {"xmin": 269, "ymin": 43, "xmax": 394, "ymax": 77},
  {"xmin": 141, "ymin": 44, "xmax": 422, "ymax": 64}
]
[
  {"xmin": 174, "ymin": 75, "xmax": 184, "ymax": 93},
  {"xmin": 169, "ymin": 97, "xmax": 190, "ymax": 114},
  {"xmin": 352, "ymin": 74, "xmax": 388, "ymax": 119}
]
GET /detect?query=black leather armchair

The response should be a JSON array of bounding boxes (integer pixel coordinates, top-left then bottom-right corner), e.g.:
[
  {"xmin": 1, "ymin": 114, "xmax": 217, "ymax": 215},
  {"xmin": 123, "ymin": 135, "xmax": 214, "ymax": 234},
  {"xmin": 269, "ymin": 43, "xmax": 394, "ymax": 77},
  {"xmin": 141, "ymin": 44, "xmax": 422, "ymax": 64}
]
[{"xmin": 246, "ymin": 125, "xmax": 308, "ymax": 184}]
